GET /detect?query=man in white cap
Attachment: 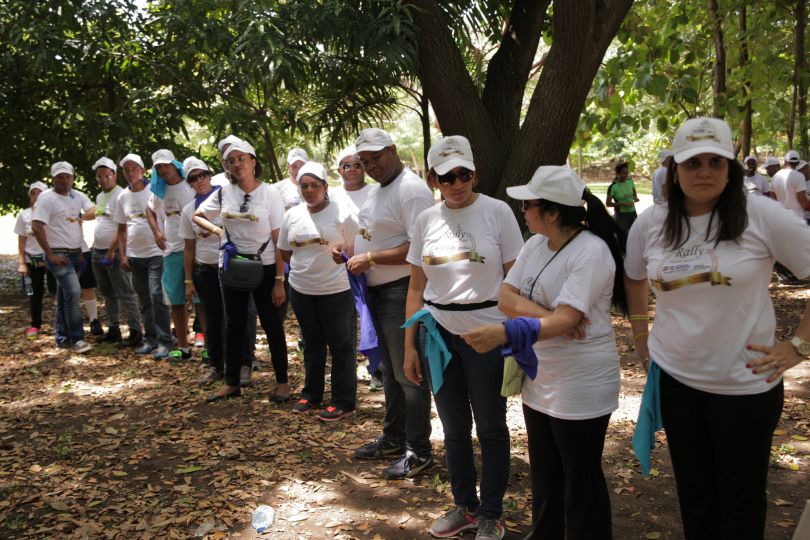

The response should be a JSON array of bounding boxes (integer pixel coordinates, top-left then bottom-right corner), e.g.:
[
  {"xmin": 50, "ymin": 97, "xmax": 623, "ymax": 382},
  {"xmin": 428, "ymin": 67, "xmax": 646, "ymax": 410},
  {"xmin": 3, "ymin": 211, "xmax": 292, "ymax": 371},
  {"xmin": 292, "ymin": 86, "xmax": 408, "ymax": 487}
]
[
  {"xmin": 348, "ymin": 127, "xmax": 436, "ymax": 480},
  {"xmin": 762, "ymin": 156, "xmax": 781, "ymax": 201},
  {"xmin": 146, "ymin": 149, "xmax": 196, "ymax": 360},
  {"xmin": 110, "ymin": 153, "xmax": 167, "ymax": 351},
  {"xmin": 651, "ymin": 149, "xmax": 673, "ymax": 204},
  {"xmin": 798, "ymin": 160, "xmax": 810, "ymax": 225},
  {"xmin": 90, "ymin": 157, "xmax": 141, "ymax": 345},
  {"xmin": 771, "ymin": 149, "xmax": 807, "ymax": 219},
  {"xmin": 742, "ymin": 156, "xmax": 771, "ymax": 197},
  {"xmin": 273, "ymin": 148, "xmax": 308, "ymax": 210},
  {"xmin": 31, "ymin": 161, "xmax": 96, "ymax": 353}
]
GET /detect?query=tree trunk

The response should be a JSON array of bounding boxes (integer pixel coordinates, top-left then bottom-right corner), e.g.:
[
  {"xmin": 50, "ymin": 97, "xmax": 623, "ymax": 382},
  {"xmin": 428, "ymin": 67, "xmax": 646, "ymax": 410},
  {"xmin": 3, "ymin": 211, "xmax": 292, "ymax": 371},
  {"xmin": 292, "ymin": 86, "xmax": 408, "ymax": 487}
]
[
  {"xmin": 260, "ymin": 123, "xmax": 282, "ymax": 182},
  {"xmin": 739, "ymin": 2, "xmax": 752, "ymax": 157},
  {"xmin": 419, "ymin": 92, "xmax": 431, "ymax": 175},
  {"xmin": 795, "ymin": 0, "xmax": 808, "ymax": 157},
  {"xmin": 708, "ymin": 0, "xmax": 726, "ymax": 118}
]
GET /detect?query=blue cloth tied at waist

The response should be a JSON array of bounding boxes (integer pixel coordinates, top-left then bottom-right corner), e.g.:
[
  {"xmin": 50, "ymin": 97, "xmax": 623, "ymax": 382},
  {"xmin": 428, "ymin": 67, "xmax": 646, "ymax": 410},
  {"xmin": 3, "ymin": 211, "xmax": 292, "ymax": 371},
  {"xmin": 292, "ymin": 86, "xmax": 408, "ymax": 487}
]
[
  {"xmin": 220, "ymin": 241, "xmax": 238, "ymax": 272},
  {"xmin": 402, "ymin": 309, "xmax": 452, "ymax": 394},
  {"xmin": 501, "ymin": 317, "xmax": 540, "ymax": 380},
  {"xmin": 631, "ymin": 360, "xmax": 662, "ymax": 477},
  {"xmin": 341, "ymin": 253, "xmax": 381, "ymax": 373}
]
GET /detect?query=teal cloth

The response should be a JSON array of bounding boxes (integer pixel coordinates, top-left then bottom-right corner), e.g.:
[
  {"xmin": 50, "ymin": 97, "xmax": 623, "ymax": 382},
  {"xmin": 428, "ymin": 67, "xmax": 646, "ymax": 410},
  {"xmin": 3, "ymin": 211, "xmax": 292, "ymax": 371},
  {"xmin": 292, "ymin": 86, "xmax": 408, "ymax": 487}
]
[
  {"xmin": 150, "ymin": 159, "xmax": 186, "ymax": 200},
  {"xmin": 631, "ymin": 360, "xmax": 662, "ymax": 477},
  {"xmin": 401, "ymin": 309, "xmax": 452, "ymax": 395}
]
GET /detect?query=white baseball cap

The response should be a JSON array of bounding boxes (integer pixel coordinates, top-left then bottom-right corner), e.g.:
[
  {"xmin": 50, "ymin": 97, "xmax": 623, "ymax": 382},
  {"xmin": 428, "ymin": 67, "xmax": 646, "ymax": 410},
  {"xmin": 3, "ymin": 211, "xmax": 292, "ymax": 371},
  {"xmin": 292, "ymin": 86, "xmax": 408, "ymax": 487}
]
[
  {"xmin": 297, "ymin": 162, "xmax": 328, "ymax": 183},
  {"xmin": 335, "ymin": 145, "xmax": 357, "ymax": 168},
  {"xmin": 428, "ymin": 135, "xmax": 476, "ymax": 175},
  {"xmin": 763, "ymin": 156, "xmax": 781, "ymax": 168},
  {"xmin": 183, "ymin": 157, "xmax": 210, "ymax": 177},
  {"xmin": 286, "ymin": 147, "xmax": 309, "ymax": 165},
  {"xmin": 355, "ymin": 128, "xmax": 395, "ymax": 153},
  {"xmin": 217, "ymin": 135, "xmax": 242, "ymax": 152},
  {"xmin": 506, "ymin": 165, "xmax": 586, "ymax": 207},
  {"xmin": 785, "ymin": 149, "xmax": 801, "ymax": 163},
  {"xmin": 657, "ymin": 149, "xmax": 674, "ymax": 163},
  {"xmin": 798, "ymin": 160, "xmax": 809, "ymax": 172},
  {"xmin": 671, "ymin": 117, "xmax": 735, "ymax": 163},
  {"xmin": 151, "ymin": 149, "xmax": 176, "ymax": 167},
  {"xmin": 50, "ymin": 161, "xmax": 75, "ymax": 177},
  {"xmin": 92, "ymin": 156, "xmax": 116, "ymax": 171},
  {"xmin": 743, "ymin": 155, "xmax": 757, "ymax": 164},
  {"xmin": 223, "ymin": 140, "xmax": 257, "ymax": 160},
  {"xmin": 29, "ymin": 181, "xmax": 48, "ymax": 194},
  {"xmin": 119, "ymin": 153, "xmax": 144, "ymax": 168}
]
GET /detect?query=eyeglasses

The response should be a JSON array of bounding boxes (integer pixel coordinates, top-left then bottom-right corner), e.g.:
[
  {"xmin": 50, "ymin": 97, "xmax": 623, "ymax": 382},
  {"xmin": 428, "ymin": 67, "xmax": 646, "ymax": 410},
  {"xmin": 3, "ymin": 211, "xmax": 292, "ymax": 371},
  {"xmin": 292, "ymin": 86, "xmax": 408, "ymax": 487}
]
[
  {"xmin": 520, "ymin": 200, "xmax": 542, "ymax": 211},
  {"xmin": 228, "ymin": 155, "xmax": 253, "ymax": 166},
  {"xmin": 239, "ymin": 194, "xmax": 251, "ymax": 213},
  {"xmin": 341, "ymin": 162, "xmax": 362, "ymax": 171},
  {"xmin": 186, "ymin": 171, "xmax": 211, "ymax": 183},
  {"xmin": 436, "ymin": 169, "xmax": 474, "ymax": 186}
]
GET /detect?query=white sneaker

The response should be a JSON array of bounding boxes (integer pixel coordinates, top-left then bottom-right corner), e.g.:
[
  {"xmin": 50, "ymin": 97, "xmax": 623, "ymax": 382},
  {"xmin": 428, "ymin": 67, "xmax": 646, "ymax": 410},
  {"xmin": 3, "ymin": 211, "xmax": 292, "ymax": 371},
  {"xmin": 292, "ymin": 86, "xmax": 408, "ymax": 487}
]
[{"xmin": 71, "ymin": 340, "xmax": 92, "ymax": 354}]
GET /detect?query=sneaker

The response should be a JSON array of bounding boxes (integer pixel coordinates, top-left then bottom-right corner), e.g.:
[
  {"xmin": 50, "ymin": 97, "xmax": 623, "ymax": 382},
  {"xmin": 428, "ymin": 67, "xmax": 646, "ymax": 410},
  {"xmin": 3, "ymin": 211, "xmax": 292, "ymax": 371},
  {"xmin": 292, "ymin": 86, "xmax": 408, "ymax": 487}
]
[
  {"xmin": 200, "ymin": 350, "xmax": 210, "ymax": 366},
  {"xmin": 369, "ymin": 374, "xmax": 383, "ymax": 392},
  {"xmin": 199, "ymin": 366, "xmax": 223, "ymax": 386},
  {"xmin": 71, "ymin": 340, "xmax": 92, "ymax": 354},
  {"xmin": 429, "ymin": 506, "xmax": 477, "ymax": 538},
  {"xmin": 383, "ymin": 451, "xmax": 434, "ymax": 480},
  {"xmin": 239, "ymin": 365, "xmax": 252, "ymax": 387},
  {"xmin": 252, "ymin": 359, "xmax": 262, "ymax": 372},
  {"xmin": 120, "ymin": 331, "xmax": 144, "ymax": 349},
  {"xmin": 134, "ymin": 342, "xmax": 156, "ymax": 355},
  {"xmin": 168, "ymin": 348, "xmax": 192, "ymax": 361},
  {"xmin": 25, "ymin": 327, "xmax": 39, "ymax": 340},
  {"xmin": 97, "ymin": 326, "xmax": 122, "ymax": 344},
  {"xmin": 317, "ymin": 406, "xmax": 355, "ymax": 422},
  {"xmin": 354, "ymin": 437, "xmax": 405, "ymax": 460},
  {"xmin": 292, "ymin": 399, "xmax": 317, "ymax": 413},
  {"xmin": 194, "ymin": 332, "xmax": 205, "ymax": 347},
  {"xmin": 153, "ymin": 346, "xmax": 170, "ymax": 360},
  {"xmin": 474, "ymin": 519, "xmax": 504, "ymax": 540},
  {"xmin": 89, "ymin": 319, "xmax": 104, "ymax": 336}
]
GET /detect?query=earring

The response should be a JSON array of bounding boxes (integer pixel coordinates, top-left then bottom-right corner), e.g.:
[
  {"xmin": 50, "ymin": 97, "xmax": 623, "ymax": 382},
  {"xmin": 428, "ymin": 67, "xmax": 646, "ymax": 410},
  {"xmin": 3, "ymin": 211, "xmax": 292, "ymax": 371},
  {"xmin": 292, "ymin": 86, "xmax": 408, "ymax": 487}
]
[{"xmin": 673, "ymin": 175, "xmax": 679, "ymax": 185}]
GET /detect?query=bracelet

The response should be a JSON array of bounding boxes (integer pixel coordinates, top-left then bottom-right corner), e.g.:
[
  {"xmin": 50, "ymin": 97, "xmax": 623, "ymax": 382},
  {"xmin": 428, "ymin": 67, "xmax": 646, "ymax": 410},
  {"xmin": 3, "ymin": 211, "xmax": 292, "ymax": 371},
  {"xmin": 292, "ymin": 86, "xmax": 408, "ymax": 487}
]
[
  {"xmin": 184, "ymin": 280, "xmax": 193, "ymax": 284},
  {"xmin": 628, "ymin": 314, "xmax": 649, "ymax": 321},
  {"xmin": 274, "ymin": 275, "xmax": 285, "ymax": 282},
  {"xmin": 633, "ymin": 331, "xmax": 649, "ymax": 341},
  {"xmin": 367, "ymin": 251, "xmax": 375, "ymax": 266}
]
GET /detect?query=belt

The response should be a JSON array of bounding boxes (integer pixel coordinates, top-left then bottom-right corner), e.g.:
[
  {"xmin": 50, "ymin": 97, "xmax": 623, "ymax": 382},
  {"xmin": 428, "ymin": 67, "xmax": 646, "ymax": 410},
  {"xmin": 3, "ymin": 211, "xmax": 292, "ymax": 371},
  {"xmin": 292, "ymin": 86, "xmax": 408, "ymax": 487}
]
[
  {"xmin": 424, "ymin": 299, "xmax": 498, "ymax": 311},
  {"xmin": 52, "ymin": 248, "xmax": 81, "ymax": 254},
  {"xmin": 367, "ymin": 275, "xmax": 409, "ymax": 289},
  {"xmin": 194, "ymin": 262, "xmax": 218, "ymax": 270}
]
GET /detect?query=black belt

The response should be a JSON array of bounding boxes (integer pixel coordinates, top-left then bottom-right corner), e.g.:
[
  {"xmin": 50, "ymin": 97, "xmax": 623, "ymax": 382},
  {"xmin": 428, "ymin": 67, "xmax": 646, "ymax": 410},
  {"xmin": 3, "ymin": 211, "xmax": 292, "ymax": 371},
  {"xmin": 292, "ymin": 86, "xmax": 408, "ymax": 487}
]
[
  {"xmin": 424, "ymin": 299, "xmax": 498, "ymax": 312},
  {"xmin": 52, "ymin": 248, "xmax": 81, "ymax": 254},
  {"xmin": 194, "ymin": 262, "xmax": 218, "ymax": 269}
]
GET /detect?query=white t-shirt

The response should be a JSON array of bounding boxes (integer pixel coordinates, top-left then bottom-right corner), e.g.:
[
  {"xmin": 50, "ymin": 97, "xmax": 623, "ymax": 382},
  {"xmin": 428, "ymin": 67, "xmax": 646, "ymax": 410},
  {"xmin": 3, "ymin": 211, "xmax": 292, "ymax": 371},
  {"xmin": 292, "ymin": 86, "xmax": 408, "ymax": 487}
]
[
  {"xmin": 179, "ymin": 190, "xmax": 222, "ymax": 266},
  {"xmin": 211, "ymin": 172, "xmax": 230, "ymax": 187},
  {"xmin": 625, "ymin": 196, "xmax": 810, "ymax": 395},
  {"xmin": 93, "ymin": 185, "xmax": 124, "ymax": 250},
  {"xmin": 32, "ymin": 189, "xmax": 94, "ymax": 250},
  {"xmin": 113, "ymin": 186, "xmax": 163, "ymax": 259},
  {"xmin": 744, "ymin": 173, "xmax": 770, "ymax": 197},
  {"xmin": 331, "ymin": 184, "xmax": 378, "ymax": 218},
  {"xmin": 505, "ymin": 231, "xmax": 619, "ymax": 420},
  {"xmin": 14, "ymin": 208, "xmax": 44, "ymax": 256},
  {"xmin": 199, "ymin": 182, "xmax": 283, "ymax": 266},
  {"xmin": 271, "ymin": 178, "xmax": 301, "ymax": 210},
  {"xmin": 407, "ymin": 195, "xmax": 523, "ymax": 335},
  {"xmin": 652, "ymin": 166, "xmax": 667, "ymax": 204},
  {"xmin": 771, "ymin": 168, "xmax": 806, "ymax": 217},
  {"xmin": 278, "ymin": 201, "xmax": 357, "ymax": 295},
  {"xmin": 354, "ymin": 168, "xmax": 435, "ymax": 286},
  {"xmin": 148, "ymin": 182, "xmax": 195, "ymax": 255}
]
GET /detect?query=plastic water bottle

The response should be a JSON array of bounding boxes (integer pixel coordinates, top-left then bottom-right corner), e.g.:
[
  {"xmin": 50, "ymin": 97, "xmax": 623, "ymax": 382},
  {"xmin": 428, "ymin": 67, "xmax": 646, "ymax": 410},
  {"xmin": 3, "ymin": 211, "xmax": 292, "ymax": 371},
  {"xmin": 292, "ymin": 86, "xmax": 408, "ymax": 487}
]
[
  {"xmin": 251, "ymin": 505, "xmax": 275, "ymax": 533},
  {"xmin": 22, "ymin": 275, "xmax": 33, "ymax": 296}
]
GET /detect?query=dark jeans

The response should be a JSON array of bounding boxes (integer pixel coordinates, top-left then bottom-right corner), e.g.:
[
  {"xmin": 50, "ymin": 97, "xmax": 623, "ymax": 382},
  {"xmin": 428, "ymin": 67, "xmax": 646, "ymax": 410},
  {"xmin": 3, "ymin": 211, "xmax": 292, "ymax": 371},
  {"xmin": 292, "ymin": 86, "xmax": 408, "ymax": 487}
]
[
  {"xmin": 91, "ymin": 249, "xmax": 141, "ymax": 331},
  {"xmin": 46, "ymin": 252, "xmax": 84, "ymax": 345},
  {"xmin": 367, "ymin": 276, "xmax": 432, "ymax": 457},
  {"xmin": 128, "ymin": 256, "xmax": 172, "ymax": 347},
  {"xmin": 193, "ymin": 263, "xmax": 225, "ymax": 372},
  {"xmin": 614, "ymin": 211, "xmax": 637, "ymax": 231},
  {"xmin": 290, "ymin": 286, "xmax": 357, "ymax": 410},
  {"xmin": 26, "ymin": 261, "xmax": 55, "ymax": 328},
  {"xmin": 522, "ymin": 406, "xmax": 612, "ymax": 540},
  {"xmin": 660, "ymin": 369, "xmax": 783, "ymax": 540},
  {"xmin": 421, "ymin": 324, "xmax": 509, "ymax": 519},
  {"xmin": 221, "ymin": 264, "xmax": 287, "ymax": 387}
]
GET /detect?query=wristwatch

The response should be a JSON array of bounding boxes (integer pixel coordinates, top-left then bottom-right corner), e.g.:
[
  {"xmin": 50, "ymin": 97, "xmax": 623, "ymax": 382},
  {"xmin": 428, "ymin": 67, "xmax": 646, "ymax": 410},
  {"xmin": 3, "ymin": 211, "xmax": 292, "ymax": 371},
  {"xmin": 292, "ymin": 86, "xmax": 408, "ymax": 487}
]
[
  {"xmin": 274, "ymin": 275, "xmax": 286, "ymax": 282},
  {"xmin": 790, "ymin": 336, "xmax": 810, "ymax": 356}
]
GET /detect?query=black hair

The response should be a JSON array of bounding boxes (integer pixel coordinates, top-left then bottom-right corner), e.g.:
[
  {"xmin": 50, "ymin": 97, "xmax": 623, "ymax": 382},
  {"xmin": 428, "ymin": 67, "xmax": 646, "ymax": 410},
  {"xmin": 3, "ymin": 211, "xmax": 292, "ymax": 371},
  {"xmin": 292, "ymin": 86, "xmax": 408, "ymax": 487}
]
[
  {"xmin": 536, "ymin": 189, "xmax": 628, "ymax": 314},
  {"xmin": 662, "ymin": 157, "xmax": 747, "ymax": 249},
  {"xmin": 228, "ymin": 155, "xmax": 263, "ymax": 183},
  {"xmin": 300, "ymin": 173, "xmax": 329, "ymax": 200}
]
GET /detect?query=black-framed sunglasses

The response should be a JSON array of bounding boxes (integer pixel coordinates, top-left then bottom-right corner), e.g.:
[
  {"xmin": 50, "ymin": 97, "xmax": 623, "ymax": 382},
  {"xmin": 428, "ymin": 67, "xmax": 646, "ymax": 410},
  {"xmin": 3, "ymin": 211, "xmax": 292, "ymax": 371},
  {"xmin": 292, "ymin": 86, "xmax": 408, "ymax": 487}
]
[
  {"xmin": 239, "ymin": 194, "xmax": 251, "ymax": 213},
  {"xmin": 187, "ymin": 171, "xmax": 212, "ymax": 183},
  {"xmin": 520, "ymin": 200, "xmax": 542, "ymax": 212},
  {"xmin": 436, "ymin": 169, "xmax": 474, "ymax": 186},
  {"xmin": 341, "ymin": 162, "xmax": 362, "ymax": 171}
]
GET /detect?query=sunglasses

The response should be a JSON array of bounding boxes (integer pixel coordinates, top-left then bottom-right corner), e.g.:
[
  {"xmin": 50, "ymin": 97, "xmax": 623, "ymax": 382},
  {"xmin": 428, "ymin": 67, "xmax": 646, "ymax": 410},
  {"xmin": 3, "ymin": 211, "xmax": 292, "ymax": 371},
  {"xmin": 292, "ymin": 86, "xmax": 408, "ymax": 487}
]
[
  {"xmin": 186, "ymin": 171, "xmax": 211, "ymax": 183},
  {"xmin": 436, "ymin": 169, "xmax": 474, "ymax": 186},
  {"xmin": 341, "ymin": 162, "xmax": 362, "ymax": 171},
  {"xmin": 239, "ymin": 194, "xmax": 251, "ymax": 213},
  {"xmin": 520, "ymin": 200, "xmax": 542, "ymax": 211}
]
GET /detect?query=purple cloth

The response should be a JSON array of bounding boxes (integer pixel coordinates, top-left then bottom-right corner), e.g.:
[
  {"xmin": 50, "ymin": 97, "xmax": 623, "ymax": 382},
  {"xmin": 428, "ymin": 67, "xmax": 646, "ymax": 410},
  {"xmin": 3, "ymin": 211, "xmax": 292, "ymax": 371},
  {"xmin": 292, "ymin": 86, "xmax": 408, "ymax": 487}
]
[
  {"xmin": 220, "ymin": 241, "xmax": 238, "ymax": 272},
  {"xmin": 194, "ymin": 185, "xmax": 220, "ymax": 209},
  {"xmin": 501, "ymin": 317, "xmax": 540, "ymax": 380},
  {"xmin": 341, "ymin": 253, "xmax": 381, "ymax": 373}
]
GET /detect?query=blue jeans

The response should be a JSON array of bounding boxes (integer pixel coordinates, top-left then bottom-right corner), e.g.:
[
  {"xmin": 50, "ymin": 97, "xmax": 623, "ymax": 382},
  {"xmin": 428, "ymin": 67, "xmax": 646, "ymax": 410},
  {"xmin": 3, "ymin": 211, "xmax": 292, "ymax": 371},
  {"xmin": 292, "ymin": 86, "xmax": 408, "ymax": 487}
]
[
  {"xmin": 421, "ymin": 324, "xmax": 509, "ymax": 519},
  {"xmin": 128, "ymin": 256, "xmax": 172, "ymax": 347},
  {"xmin": 92, "ymin": 249, "xmax": 141, "ymax": 331},
  {"xmin": 47, "ymin": 252, "xmax": 84, "ymax": 345},
  {"xmin": 290, "ymin": 287, "xmax": 357, "ymax": 410},
  {"xmin": 367, "ymin": 276, "xmax": 432, "ymax": 457}
]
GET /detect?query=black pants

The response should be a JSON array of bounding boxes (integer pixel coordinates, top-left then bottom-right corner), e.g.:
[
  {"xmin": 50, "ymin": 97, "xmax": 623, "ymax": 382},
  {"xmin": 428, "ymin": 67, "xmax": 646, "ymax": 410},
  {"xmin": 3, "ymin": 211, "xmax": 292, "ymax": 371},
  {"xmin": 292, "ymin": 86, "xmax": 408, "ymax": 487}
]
[
  {"xmin": 660, "ymin": 369, "xmax": 783, "ymax": 540},
  {"xmin": 193, "ymin": 264, "xmax": 225, "ymax": 372},
  {"xmin": 522, "ymin": 405, "xmax": 612, "ymax": 540},
  {"xmin": 221, "ymin": 264, "xmax": 287, "ymax": 387},
  {"xmin": 27, "ymin": 262, "xmax": 56, "ymax": 328}
]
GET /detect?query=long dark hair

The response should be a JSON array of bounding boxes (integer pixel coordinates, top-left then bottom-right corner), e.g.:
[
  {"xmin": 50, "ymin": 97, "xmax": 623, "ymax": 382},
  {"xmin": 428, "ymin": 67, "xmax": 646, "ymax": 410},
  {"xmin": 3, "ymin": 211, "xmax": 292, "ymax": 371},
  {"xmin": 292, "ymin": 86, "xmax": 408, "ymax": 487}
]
[
  {"xmin": 662, "ymin": 158, "xmax": 746, "ymax": 249},
  {"xmin": 228, "ymin": 155, "xmax": 263, "ymax": 184},
  {"xmin": 607, "ymin": 162, "xmax": 629, "ymax": 193},
  {"xmin": 536, "ymin": 189, "xmax": 628, "ymax": 314}
]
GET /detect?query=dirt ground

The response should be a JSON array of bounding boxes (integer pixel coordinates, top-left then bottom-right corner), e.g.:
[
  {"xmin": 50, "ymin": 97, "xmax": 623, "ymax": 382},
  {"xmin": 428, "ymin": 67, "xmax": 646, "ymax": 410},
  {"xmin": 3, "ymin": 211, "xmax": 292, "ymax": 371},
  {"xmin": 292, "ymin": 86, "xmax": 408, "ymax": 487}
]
[{"xmin": 0, "ymin": 253, "xmax": 807, "ymax": 540}]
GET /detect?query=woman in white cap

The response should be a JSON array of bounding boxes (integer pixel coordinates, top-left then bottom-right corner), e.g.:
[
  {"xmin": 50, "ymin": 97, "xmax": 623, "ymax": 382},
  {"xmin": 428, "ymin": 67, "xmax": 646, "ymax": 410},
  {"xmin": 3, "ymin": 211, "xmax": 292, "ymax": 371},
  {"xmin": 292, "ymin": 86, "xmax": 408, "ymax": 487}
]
[
  {"xmin": 278, "ymin": 162, "xmax": 358, "ymax": 421},
  {"xmin": 624, "ymin": 117, "xmax": 810, "ymax": 539},
  {"xmin": 402, "ymin": 136, "xmax": 523, "ymax": 540},
  {"xmin": 15, "ymin": 181, "xmax": 56, "ymax": 339},
  {"xmin": 194, "ymin": 140, "xmax": 289, "ymax": 402},
  {"xmin": 464, "ymin": 165, "xmax": 628, "ymax": 540}
]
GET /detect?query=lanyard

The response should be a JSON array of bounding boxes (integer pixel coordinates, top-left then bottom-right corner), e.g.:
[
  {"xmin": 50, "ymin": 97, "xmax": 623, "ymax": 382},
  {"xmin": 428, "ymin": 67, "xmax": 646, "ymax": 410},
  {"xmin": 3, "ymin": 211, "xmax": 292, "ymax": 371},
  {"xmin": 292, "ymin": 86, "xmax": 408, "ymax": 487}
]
[{"xmin": 527, "ymin": 228, "xmax": 583, "ymax": 301}]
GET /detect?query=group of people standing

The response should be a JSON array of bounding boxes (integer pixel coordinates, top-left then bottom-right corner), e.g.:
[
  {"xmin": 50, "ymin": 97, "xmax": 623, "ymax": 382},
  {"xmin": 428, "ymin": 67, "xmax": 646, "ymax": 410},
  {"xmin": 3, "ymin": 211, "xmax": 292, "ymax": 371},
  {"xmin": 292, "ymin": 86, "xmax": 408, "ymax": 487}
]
[{"xmin": 16, "ymin": 118, "xmax": 810, "ymax": 540}]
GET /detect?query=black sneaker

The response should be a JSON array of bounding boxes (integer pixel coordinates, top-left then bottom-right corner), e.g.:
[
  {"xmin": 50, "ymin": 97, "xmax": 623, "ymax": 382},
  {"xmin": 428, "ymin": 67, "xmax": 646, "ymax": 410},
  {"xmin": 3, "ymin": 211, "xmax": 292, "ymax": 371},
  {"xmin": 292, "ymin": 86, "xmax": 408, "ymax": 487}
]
[
  {"xmin": 119, "ymin": 330, "xmax": 144, "ymax": 349},
  {"xmin": 168, "ymin": 348, "xmax": 192, "ymax": 361},
  {"xmin": 317, "ymin": 406, "xmax": 355, "ymax": 422},
  {"xmin": 383, "ymin": 451, "xmax": 434, "ymax": 480},
  {"xmin": 354, "ymin": 436, "xmax": 405, "ymax": 460},
  {"xmin": 292, "ymin": 399, "xmax": 318, "ymax": 413},
  {"xmin": 89, "ymin": 319, "xmax": 104, "ymax": 336},
  {"xmin": 97, "ymin": 326, "xmax": 122, "ymax": 344}
]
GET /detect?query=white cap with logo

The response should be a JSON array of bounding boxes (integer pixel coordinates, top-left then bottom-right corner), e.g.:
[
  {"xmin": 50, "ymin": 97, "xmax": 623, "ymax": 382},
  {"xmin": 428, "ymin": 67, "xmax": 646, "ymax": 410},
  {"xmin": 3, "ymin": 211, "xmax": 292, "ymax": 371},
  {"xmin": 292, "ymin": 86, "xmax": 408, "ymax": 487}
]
[
  {"xmin": 29, "ymin": 181, "xmax": 48, "ymax": 194},
  {"xmin": 286, "ymin": 148, "xmax": 309, "ymax": 165},
  {"xmin": 672, "ymin": 117, "xmax": 735, "ymax": 163},
  {"xmin": 151, "ymin": 149, "xmax": 176, "ymax": 167},
  {"xmin": 506, "ymin": 165, "xmax": 586, "ymax": 207},
  {"xmin": 428, "ymin": 135, "xmax": 476, "ymax": 175},
  {"xmin": 785, "ymin": 149, "xmax": 801, "ymax": 163},
  {"xmin": 119, "ymin": 153, "xmax": 145, "ymax": 168},
  {"xmin": 355, "ymin": 128, "xmax": 395, "ymax": 153},
  {"xmin": 297, "ymin": 162, "xmax": 328, "ymax": 183},
  {"xmin": 217, "ymin": 135, "xmax": 242, "ymax": 152},
  {"xmin": 335, "ymin": 145, "xmax": 357, "ymax": 169},
  {"xmin": 763, "ymin": 156, "xmax": 781, "ymax": 169},
  {"xmin": 92, "ymin": 157, "xmax": 117, "ymax": 171},
  {"xmin": 50, "ymin": 161, "xmax": 75, "ymax": 177},
  {"xmin": 223, "ymin": 140, "xmax": 257, "ymax": 160},
  {"xmin": 183, "ymin": 157, "xmax": 210, "ymax": 177}
]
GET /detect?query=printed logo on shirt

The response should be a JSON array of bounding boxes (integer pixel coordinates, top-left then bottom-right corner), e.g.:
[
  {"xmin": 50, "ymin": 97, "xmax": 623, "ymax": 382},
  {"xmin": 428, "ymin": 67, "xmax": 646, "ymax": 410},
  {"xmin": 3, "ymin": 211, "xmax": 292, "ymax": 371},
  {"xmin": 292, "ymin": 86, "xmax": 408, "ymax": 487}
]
[
  {"xmin": 652, "ymin": 243, "xmax": 732, "ymax": 291},
  {"xmin": 421, "ymin": 224, "xmax": 485, "ymax": 265},
  {"xmin": 66, "ymin": 215, "xmax": 82, "ymax": 223},
  {"xmin": 222, "ymin": 212, "xmax": 260, "ymax": 222},
  {"xmin": 127, "ymin": 212, "xmax": 146, "ymax": 221},
  {"xmin": 357, "ymin": 207, "xmax": 372, "ymax": 241}
]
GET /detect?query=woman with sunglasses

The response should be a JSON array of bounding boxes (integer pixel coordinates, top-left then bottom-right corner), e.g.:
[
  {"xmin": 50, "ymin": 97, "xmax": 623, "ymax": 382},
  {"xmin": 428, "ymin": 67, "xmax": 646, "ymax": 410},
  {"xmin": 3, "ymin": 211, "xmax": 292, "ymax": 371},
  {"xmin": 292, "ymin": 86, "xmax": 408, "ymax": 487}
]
[
  {"xmin": 403, "ymin": 136, "xmax": 523, "ymax": 540},
  {"xmin": 194, "ymin": 140, "xmax": 289, "ymax": 402},
  {"xmin": 464, "ymin": 165, "xmax": 627, "ymax": 540},
  {"xmin": 332, "ymin": 145, "xmax": 377, "ymax": 217}
]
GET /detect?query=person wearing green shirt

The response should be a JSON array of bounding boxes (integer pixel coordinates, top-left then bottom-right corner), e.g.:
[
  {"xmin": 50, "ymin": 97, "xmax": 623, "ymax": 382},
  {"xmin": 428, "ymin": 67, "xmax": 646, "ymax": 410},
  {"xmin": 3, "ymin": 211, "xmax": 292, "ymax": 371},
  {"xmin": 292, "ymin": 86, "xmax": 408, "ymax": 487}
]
[{"xmin": 606, "ymin": 162, "xmax": 639, "ymax": 230}]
